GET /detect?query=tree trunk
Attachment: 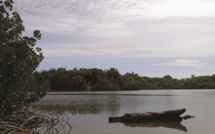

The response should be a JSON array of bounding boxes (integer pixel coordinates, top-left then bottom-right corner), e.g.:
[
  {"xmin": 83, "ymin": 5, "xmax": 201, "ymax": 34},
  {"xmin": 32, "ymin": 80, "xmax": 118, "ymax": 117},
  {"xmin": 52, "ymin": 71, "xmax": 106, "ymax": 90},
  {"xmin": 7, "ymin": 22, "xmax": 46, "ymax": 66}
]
[{"xmin": 109, "ymin": 108, "xmax": 187, "ymax": 123}]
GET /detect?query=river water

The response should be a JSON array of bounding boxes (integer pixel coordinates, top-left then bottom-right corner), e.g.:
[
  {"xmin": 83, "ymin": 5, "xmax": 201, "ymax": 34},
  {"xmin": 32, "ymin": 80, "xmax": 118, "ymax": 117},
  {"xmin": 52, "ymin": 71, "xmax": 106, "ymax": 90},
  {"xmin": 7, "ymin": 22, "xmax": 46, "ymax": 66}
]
[{"xmin": 33, "ymin": 90, "xmax": 215, "ymax": 134}]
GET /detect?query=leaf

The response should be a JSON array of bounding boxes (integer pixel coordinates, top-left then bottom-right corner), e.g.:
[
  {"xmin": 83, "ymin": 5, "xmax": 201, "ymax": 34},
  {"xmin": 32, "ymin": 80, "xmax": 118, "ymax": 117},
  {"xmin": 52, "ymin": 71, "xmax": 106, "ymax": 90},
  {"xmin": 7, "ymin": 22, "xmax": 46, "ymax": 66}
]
[
  {"xmin": 4, "ymin": 0, "xmax": 14, "ymax": 11},
  {"xmin": 33, "ymin": 30, "xmax": 41, "ymax": 40},
  {"xmin": 36, "ymin": 47, "xmax": 42, "ymax": 52}
]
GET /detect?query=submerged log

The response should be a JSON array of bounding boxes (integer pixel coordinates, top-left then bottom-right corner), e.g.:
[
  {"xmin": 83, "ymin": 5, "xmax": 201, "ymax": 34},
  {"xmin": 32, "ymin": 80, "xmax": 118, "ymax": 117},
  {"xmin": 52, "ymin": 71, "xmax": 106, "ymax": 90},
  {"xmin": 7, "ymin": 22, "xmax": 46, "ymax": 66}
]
[{"xmin": 109, "ymin": 108, "xmax": 193, "ymax": 123}]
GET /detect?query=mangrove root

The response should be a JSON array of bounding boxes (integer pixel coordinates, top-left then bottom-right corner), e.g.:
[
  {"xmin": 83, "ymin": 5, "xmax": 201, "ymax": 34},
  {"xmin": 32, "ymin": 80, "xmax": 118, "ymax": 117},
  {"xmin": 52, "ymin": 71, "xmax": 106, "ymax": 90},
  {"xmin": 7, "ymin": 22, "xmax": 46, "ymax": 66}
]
[{"xmin": 0, "ymin": 107, "xmax": 71, "ymax": 134}]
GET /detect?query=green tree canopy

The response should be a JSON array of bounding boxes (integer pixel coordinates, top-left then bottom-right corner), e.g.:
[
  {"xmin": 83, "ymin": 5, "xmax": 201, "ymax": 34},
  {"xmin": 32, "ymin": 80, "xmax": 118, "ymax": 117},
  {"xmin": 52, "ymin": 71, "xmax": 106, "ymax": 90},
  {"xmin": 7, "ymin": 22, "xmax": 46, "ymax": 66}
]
[{"xmin": 0, "ymin": 0, "xmax": 46, "ymax": 120}]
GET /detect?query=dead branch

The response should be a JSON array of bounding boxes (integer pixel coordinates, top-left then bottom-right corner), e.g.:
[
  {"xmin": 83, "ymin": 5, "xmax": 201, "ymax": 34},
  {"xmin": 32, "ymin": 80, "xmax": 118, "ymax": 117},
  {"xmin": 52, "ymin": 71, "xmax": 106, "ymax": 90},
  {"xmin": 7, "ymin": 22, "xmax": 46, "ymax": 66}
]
[{"xmin": 0, "ymin": 107, "xmax": 71, "ymax": 134}]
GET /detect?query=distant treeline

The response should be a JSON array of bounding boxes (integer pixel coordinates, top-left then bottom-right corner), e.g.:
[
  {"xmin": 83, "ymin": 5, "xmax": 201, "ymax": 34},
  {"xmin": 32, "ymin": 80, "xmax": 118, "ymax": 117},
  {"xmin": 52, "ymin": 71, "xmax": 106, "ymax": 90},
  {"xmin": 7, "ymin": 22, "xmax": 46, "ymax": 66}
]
[{"xmin": 33, "ymin": 68, "xmax": 215, "ymax": 91}]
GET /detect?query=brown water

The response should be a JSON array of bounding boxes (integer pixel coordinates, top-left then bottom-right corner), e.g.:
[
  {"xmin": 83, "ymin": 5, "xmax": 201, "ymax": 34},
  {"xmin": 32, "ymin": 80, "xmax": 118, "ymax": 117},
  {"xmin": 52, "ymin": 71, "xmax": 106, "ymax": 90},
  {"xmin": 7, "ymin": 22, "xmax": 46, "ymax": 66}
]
[{"xmin": 33, "ymin": 90, "xmax": 215, "ymax": 134}]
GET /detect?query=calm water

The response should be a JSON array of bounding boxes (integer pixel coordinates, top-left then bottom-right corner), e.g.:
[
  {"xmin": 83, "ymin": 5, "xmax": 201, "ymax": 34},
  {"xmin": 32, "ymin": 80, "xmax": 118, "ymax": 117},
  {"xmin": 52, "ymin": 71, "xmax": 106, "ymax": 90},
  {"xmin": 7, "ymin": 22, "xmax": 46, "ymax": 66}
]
[{"xmin": 33, "ymin": 90, "xmax": 215, "ymax": 134}]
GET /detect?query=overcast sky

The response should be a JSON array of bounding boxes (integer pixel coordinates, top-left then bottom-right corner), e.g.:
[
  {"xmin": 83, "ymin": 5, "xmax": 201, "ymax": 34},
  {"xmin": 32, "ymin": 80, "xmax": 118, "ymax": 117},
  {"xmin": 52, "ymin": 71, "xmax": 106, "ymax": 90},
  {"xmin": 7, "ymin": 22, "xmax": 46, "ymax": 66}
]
[{"xmin": 13, "ymin": 0, "xmax": 215, "ymax": 78}]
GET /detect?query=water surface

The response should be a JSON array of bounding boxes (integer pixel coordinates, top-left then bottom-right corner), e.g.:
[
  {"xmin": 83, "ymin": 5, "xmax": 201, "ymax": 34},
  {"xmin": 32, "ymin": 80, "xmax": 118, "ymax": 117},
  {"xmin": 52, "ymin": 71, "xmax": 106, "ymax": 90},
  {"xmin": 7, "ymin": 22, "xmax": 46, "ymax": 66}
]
[{"xmin": 33, "ymin": 90, "xmax": 215, "ymax": 134}]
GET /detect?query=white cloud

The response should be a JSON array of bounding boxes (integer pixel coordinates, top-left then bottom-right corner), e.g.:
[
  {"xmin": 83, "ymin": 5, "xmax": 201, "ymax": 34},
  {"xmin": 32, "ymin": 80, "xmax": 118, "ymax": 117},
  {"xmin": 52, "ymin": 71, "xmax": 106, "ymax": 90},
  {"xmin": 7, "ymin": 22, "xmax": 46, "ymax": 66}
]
[
  {"xmin": 43, "ymin": 49, "xmax": 94, "ymax": 58},
  {"xmin": 43, "ymin": 48, "xmax": 124, "ymax": 58},
  {"xmin": 143, "ymin": 0, "xmax": 215, "ymax": 18},
  {"xmin": 158, "ymin": 59, "xmax": 207, "ymax": 68},
  {"xmin": 85, "ymin": 23, "xmax": 132, "ymax": 38},
  {"xmin": 14, "ymin": 0, "xmax": 215, "ymax": 34}
]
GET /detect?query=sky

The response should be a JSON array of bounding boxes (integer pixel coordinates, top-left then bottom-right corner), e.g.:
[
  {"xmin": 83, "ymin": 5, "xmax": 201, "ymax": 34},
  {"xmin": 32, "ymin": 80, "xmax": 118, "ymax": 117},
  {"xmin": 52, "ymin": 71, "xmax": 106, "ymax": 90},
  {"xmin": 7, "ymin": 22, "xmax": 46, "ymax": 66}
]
[{"xmin": 13, "ymin": 0, "xmax": 215, "ymax": 78}]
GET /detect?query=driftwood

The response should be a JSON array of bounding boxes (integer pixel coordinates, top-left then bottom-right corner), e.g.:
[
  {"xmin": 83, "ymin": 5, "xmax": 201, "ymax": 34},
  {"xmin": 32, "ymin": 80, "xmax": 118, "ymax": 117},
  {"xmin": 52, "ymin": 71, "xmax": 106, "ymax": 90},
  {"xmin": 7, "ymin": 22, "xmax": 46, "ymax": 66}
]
[{"xmin": 109, "ymin": 108, "xmax": 194, "ymax": 123}]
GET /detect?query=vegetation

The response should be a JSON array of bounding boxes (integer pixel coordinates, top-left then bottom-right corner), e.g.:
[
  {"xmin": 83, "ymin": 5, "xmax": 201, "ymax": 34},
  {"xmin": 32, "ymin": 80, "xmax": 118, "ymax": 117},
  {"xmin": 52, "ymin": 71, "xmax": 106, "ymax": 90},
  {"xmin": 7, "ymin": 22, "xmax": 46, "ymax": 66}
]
[
  {"xmin": 33, "ymin": 68, "xmax": 215, "ymax": 91},
  {"xmin": 0, "ymin": 0, "xmax": 48, "ymax": 121},
  {"xmin": 184, "ymin": 74, "xmax": 215, "ymax": 89},
  {"xmin": 0, "ymin": 107, "xmax": 71, "ymax": 134}
]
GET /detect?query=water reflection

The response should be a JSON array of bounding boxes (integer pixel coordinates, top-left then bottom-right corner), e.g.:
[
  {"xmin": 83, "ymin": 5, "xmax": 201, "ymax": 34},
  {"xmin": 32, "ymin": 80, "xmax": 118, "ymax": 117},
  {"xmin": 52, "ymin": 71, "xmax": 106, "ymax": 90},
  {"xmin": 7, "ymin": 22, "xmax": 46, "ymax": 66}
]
[
  {"xmin": 122, "ymin": 121, "xmax": 187, "ymax": 132},
  {"xmin": 33, "ymin": 94, "xmax": 121, "ymax": 115},
  {"xmin": 33, "ymin": 104, "xmax": 103, "ymax": 115}
]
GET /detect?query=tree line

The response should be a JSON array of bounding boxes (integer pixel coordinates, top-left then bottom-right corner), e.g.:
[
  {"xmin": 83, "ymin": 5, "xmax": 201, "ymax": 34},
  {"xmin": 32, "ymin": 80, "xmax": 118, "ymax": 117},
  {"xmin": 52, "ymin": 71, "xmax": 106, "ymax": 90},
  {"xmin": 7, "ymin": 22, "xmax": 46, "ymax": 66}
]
[{"xmin": 33, "ymin": 68, "xmax": 215, "ymax": 91}]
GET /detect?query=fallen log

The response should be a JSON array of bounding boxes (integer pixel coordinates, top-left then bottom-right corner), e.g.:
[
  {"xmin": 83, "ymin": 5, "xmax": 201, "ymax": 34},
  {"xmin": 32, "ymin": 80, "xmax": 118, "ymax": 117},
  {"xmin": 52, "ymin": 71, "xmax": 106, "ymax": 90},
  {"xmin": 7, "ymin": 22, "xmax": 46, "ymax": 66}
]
[{"xmin": 109, "ymin": 108, "xmax": 194, "ymax": 123}]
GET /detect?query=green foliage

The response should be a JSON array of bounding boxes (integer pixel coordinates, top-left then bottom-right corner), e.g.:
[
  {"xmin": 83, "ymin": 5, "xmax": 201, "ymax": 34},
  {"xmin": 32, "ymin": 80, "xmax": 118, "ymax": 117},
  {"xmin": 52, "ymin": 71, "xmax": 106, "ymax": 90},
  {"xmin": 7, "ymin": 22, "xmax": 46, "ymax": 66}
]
[
  {"xmin": 184, "ymin": 75, "xmax": 215, "ymax": 89},
  {"xmin": 0, "ymin": 0, "xmax": 47, "ymax": 120},
  {"xmin": 33, "ymin": 67, "xmax": 215, "ymax": 91}
]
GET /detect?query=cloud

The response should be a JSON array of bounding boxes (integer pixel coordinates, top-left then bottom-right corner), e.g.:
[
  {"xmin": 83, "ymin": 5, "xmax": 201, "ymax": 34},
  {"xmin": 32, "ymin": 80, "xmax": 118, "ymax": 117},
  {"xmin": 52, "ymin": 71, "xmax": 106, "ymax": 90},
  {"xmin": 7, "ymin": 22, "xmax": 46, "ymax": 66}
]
[
  {"xmin": 158, "ymin": 59, "xmax": 206, "ymax": 68},
  {"xmin": 12, "ymin": 0, "xmax": 215, "ymax": 78},
  {"xmin": 14, "ymin": 0, "xmax": 215, "ymax": 34},
  {"xmin": 85, "ymin": 23, "xmax": 132, "ymax": 38},
  {"xmin": 43, "ymin": 47, "xmax": 123, "ymax": 58},
  {"xmin": 142, "ymin": 0, "xmax": 215, "ymax": 18}
]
